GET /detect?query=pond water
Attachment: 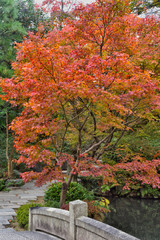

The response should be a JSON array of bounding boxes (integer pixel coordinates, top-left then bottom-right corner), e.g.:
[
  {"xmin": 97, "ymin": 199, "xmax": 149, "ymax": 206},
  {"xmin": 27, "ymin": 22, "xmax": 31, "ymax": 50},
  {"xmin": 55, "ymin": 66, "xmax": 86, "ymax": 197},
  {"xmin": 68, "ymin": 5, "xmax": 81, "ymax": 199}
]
[{"xmin": 104, "ymin": 198, "xmax": 160, "ymax": 240}]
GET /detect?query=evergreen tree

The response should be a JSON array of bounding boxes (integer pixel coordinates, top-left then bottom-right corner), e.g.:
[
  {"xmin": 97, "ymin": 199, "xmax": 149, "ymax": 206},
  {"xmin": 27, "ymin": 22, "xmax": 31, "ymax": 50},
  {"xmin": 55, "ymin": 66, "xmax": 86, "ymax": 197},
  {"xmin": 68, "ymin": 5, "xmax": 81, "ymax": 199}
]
[
  {"xmin": 0, "ymin": 0, "xmax": 25, "ymax": 78},
  {"xmin": 16, "ymin": 0, "xmax": 46, "ymax": 32},
  {"xmin": 130, "ymin": 0, "xmax": 160, "ymax": 15},
  {"xmin": 0, "ymin": 0, "xmax": 46, "ymax": 177}
]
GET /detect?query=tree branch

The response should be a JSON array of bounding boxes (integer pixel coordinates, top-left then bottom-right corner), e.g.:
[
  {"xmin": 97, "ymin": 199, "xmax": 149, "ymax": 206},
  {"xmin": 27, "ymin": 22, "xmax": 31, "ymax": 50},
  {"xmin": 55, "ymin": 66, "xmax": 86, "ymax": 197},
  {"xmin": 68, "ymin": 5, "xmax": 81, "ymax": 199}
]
[{"xmin": 82, "ymin": 128, "xmax": 116, "ymax": 155}]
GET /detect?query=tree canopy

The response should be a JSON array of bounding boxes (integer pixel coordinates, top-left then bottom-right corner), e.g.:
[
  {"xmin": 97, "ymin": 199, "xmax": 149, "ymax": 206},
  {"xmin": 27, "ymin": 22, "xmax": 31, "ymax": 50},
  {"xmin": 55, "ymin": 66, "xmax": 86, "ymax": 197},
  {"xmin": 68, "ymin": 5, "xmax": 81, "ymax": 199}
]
[{"xmin": 1, "ymin": 0, "xmax": 160, "ymax": 205}]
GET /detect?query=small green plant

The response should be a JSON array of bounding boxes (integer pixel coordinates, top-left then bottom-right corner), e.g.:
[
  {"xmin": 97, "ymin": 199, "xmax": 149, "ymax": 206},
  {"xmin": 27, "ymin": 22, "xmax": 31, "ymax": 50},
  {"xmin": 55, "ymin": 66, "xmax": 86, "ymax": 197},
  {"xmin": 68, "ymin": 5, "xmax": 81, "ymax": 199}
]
[
  {"xmin": 0, "ymin": 179, "xmax": 6, "ymax": 191},
  {"xmin": 140, "ymin": 185, "xmax": 160, "ymax": 198},
  {"xmin": 44, "ymin": 182, "xmax": 94, "ymax": 206},
  {"xmin": 17, "ymin": 203, "xmax": 43, "ymax": 229},
  {"xmin": 0, "ymin": 179, "xmax": 10, "ymax": 191}
]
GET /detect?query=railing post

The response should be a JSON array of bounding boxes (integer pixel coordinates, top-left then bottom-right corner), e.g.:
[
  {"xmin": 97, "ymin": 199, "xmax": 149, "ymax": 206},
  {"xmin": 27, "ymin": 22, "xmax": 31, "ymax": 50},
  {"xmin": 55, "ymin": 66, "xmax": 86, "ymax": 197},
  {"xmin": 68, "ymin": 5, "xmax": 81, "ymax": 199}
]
[
  {"xmin": 29, "ymin": 207, "xmax": 33, "ymax": 231},
  {"xmin": 29, "ymin": 206, "xmax": 40, "ymax": 231},
  {"xmin": 69, "ymin": 200, "xmax": 88, "ymax": 240}
]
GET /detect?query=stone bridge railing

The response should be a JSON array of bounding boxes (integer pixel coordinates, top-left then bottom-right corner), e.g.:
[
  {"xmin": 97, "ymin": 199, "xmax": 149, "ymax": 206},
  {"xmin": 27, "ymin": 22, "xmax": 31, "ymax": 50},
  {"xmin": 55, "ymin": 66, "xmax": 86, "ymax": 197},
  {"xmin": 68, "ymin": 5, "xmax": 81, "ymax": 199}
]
[{"xmin": 29, "ymin": 200, "xmax": 140, "ymax": 240}]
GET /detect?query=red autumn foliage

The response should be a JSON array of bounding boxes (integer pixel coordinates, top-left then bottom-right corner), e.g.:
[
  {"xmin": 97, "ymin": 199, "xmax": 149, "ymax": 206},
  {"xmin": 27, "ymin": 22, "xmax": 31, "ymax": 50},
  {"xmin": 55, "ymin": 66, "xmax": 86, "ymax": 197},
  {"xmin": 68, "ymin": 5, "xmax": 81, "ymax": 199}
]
[{"xmin": 0, "ymin": 0, "xmax": 160, "ymax": 205}]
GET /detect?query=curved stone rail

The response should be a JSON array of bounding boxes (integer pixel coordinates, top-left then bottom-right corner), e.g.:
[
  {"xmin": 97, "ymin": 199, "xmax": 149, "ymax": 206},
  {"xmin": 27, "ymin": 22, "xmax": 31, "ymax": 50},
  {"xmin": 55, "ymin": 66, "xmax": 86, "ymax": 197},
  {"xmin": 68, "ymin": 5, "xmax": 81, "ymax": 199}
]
[
  {"xmin": 29, "ymin": 207, "xmax": 70, "ymax": 239},
  {"xmin": 29, "ymin": 200, "xmax": 140, "ymax": 240}
]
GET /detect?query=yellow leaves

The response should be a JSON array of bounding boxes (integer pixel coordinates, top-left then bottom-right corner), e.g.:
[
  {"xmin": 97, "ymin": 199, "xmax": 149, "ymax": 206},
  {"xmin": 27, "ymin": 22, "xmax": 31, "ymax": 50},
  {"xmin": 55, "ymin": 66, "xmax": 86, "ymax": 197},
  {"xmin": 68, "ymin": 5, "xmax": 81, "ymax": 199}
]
[{"xmin": 98, "ymin": 197, "xmax": 110, "ymax": 208}]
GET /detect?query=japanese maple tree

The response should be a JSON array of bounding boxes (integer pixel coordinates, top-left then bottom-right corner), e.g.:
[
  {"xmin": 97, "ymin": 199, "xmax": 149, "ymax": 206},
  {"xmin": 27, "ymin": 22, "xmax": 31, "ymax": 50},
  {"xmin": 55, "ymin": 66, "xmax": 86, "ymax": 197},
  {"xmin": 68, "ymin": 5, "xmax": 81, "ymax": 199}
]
[{"xmin": 1, "ymin": 0, "xmax": 160, "ymax": 206}]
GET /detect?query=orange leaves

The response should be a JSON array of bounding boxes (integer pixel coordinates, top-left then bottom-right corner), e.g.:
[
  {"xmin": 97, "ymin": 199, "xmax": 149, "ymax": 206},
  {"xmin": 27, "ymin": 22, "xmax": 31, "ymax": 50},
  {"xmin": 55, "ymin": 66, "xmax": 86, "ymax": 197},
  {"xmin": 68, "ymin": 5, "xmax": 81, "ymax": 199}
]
[{"xmin": 0, "ymin": 0, "xmax": 160, "ymax": 186}]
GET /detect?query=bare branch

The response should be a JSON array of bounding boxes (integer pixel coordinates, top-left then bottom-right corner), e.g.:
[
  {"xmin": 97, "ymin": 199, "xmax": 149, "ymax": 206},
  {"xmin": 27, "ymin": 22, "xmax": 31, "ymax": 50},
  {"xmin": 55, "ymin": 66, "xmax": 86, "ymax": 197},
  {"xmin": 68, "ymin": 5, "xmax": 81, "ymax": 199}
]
[
  {"xmin": 97, "ymin": 127, "xmax": 126, "ymax": 159},
  {"xmin": 82, "ymin": 128, "xmax": 116, "ymax": 155},
  {"xmin": 77, "ymin": 97, "xmax": 99, "ymax": 142},
  {"xmin": 79, "ymin": 112, "xmax": 90, "ymax": 131},
  {"xmin": 60, "ymin": 123, "xmax": 69, "ymax": 153}
]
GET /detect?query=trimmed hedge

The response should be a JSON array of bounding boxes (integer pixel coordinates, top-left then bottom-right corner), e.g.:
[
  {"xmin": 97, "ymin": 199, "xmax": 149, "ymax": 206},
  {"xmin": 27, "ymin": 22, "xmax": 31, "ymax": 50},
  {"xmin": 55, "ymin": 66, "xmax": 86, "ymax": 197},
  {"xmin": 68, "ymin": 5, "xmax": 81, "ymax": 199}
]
[
  {"xmin": 44, "ymin": 182, "xmax": 94, "ymax": 205},
  {"xmin": 16, "ymin": 203, "xmax": 43, "ymax": 229}
]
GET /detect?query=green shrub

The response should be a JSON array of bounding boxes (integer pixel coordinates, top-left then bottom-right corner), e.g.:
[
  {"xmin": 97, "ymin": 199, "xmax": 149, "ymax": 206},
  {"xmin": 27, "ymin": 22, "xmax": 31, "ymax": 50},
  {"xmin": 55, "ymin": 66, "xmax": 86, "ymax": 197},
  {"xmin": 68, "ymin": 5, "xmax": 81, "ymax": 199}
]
[
  {"xmin": 0, "ymin": 179, "xmax": 9, "ymax": 191},
  {"xmin": 140, "ymin": 185, "xmax": 160, "ymax": 198},
  {"xmin": 44, "ymin": 182, "xmax": 94, "ymax": 205},
  {"xmin": 17, "ymin": 203, "xmax": 43, "ymax": 229},
  {"xmin": 44, "ymin": 182, "xmax": 62, "ymax": 203},
  {"xmin": 44, "ymin": 200, "xmax": 60, "ymax": 208}
]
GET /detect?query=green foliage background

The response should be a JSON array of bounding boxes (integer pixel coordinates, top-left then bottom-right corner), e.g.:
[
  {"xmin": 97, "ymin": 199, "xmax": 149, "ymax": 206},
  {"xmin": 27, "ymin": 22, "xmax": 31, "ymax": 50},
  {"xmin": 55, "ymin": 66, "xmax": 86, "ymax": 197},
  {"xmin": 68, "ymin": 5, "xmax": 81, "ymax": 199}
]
[{"xmin": 0, "ymin": 0, "xmax": 47, "ymax": 173}]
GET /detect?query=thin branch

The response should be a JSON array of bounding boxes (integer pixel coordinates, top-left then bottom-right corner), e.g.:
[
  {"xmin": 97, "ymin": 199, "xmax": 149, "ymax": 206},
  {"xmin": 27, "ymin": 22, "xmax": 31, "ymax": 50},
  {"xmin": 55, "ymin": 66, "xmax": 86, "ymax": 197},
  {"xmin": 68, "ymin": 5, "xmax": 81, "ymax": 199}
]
[
  {"xmin": 69, "ymin": 100, "xmax": 81, "ymax": 128},
  {"xmin": 132, "ymin": 99, "xmax": 141, "ymax": 112},
  {"xmin": 97, "ymin": 127, "xmax": 126, "ymax": 157},
  {"xmin": 68, "ymin": 101, "xmax": 91, "ymax": 125},
  {"xmin": 82, "ymin": 128, "xmax": 116, "ymax": 155},
  {"xmin": 60, "ymin": 124, "xmax": 69, "ymax": 153},
  {"xmin": 95, "ymin": 128, "xmax": 114, "ymax": 159},
  {"xmin": 124, "ymin": 117, "xmax": 140, "ymax": 126},
  {"xmin": 77, "ymin": 97, "xmax": 98, "ymax": 142},
  {"xmin": 60, "ymin": 101, "xmax": 70, "ymax": 125},
  {"xmin": 79, "ymin": 112, "xmax": 90, "ymax": 131},
  {"xmin": 51, "ymin": 136, "xmax": 59, "ymax": 152},
  {"xmin": 37, "ymin": 56, "xmax": 57, "ymax": 83}
]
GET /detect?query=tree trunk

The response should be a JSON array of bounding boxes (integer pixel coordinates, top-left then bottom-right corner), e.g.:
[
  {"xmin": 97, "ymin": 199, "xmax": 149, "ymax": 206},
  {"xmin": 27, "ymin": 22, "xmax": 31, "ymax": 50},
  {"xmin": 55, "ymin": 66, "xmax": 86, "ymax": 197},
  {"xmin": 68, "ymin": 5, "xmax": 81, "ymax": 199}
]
[
  {"xmin": 72, "ymin": 173, "xmax": 78, "ymax": 182},
  {"xmin": 60, "ymin": 182, "xmax": 68, "ymax": 208},
  {"xmin": 6, "ymin": 111, "xmax": 13, "ymax": 178},
  {"xmin": 60, "ymin": 173, "xmax": 73, "ymax": 208}
]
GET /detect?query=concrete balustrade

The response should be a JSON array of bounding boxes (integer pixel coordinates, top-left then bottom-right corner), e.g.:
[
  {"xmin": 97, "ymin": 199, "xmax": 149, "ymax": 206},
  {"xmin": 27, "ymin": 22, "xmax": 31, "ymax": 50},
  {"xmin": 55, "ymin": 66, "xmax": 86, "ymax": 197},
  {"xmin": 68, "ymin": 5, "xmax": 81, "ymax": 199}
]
[{"xmin": 29, "ymin": 200, "xmax": 140, "ymax": 240}]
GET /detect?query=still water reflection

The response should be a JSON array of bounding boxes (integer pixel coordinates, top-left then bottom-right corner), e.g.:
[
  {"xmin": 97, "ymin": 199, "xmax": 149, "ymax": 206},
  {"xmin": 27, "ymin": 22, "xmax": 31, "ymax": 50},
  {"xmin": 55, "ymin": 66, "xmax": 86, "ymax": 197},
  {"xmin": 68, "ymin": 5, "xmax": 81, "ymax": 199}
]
[{"xmin": 104, "ymin": 198, "xmax": 160, "ymax": 240}]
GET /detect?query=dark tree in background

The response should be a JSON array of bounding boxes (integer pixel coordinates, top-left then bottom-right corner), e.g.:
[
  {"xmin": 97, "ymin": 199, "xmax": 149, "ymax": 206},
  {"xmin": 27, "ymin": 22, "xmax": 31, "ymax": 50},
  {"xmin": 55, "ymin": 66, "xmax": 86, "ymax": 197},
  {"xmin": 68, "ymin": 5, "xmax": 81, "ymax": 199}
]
[
  {"xmin": 16, "ymin": 0, "xmax": 47, "ymax": 32},
  {"xmin": 130, "ymin": 0, "xmax": 160, "ymax": 15}
]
